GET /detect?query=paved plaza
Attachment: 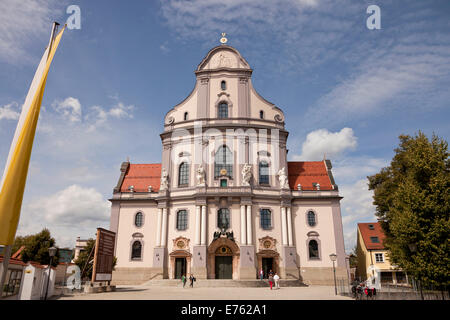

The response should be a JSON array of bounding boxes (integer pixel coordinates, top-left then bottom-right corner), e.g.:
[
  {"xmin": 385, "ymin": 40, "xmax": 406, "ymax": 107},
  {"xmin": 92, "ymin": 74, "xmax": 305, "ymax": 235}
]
[{"xmin": 57, "ymin": 285, "xmax": 352, "ymax": 300}]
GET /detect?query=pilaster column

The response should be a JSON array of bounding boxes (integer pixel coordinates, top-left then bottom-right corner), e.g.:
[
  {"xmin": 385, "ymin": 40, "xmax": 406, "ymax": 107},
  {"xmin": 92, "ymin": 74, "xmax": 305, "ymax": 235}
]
[
  {"xmin": 246, "ymin": 205, "xmax": 252, "ymax": 245},
  {"xmin": 156, "ymin": 208, "xmax": 162, "ymax": 246},
  {"xmin": 201, "ymin": 205, "xmax": 207, "ymax": 245},
  {"xmin": 287, "ymin": 207, "xmax": 293, "ymax": 246},
  {"xmin": 161, "ymin": 208, "xmax": 168, "ymax": 247},
  {"xmin": 281, "ymin": 207, "xmax": 288, "ymax": 246},
  {"xmin": 195, "ymin": 205, "xmax": 201, "ymax": 245},
  {"xmin": 240, "ymin": 205, "xmax": 247, "ymax": 245}
]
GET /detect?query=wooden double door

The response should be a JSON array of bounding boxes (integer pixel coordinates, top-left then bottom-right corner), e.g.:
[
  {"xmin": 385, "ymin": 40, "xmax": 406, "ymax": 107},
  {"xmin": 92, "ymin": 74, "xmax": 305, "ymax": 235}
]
[{"xmin": 215, "ymin": 256, "xmax": 232, "ymax": 279}]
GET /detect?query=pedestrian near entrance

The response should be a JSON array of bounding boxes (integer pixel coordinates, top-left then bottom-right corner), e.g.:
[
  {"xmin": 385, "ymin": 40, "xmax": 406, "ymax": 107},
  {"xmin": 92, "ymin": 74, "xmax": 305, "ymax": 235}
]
[
  {"xmin": 268, "ymin": 274, "xmax": 274, "ymax": 290},
  {"xmin": 259, "ymin": 268, "xmax": 264, "ymax": 280},
  {"xmin": 189, "ymin": 274, "xmax": 196, "ymax": 288},
  {"xmin": 181, "ymin": 274, "xmax": 186, "ymax": 288},
  {"xmin": 274, "ymin": 273, "xmax": 280, "ymax": 289}
]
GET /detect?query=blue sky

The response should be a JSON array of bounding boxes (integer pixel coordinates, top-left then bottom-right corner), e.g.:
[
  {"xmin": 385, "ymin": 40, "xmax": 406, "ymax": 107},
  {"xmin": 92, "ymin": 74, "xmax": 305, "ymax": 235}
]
[{"xmin": 0, "ymin": 0, "xmax": 449, "ymax": 251}]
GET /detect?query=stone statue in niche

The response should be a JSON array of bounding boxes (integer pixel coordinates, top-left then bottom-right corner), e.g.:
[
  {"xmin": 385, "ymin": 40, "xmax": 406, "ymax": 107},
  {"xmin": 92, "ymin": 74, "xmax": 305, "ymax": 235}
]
[
  {"xmin": 277, "ymin": 167, "xmax": 289, "ymax": 189},
  {"xmin": 160, "ymin": 168, "xmax": 169, "ymax": 191},
  {"xmin": 242, "ymin": 163, "xmax": 252, "ymax": 186},
  {"xmin": 197, "ymin": 164, "xmax": 206, "ymax": 186}
]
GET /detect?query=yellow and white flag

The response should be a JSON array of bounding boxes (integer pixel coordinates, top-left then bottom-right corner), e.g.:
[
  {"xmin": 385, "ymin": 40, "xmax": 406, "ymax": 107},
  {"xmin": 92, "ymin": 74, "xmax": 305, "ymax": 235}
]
[{"xmin": 0, "ymin": 26, "xmax": 65, "ymax": 245}]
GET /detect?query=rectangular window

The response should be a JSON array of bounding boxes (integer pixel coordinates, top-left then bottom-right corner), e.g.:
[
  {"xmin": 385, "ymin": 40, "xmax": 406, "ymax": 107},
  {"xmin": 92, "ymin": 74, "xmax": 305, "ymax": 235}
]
[
  {"xmin": 260, "ymin": 209, "xmax": 272, "ymax": 230},
  {"xmin": 370, "ymin": 236, "xmax": 380, "ymax": 243},
  {"xmin": 177, "ymin": 210, "xmax": 188, "ymax": 230},
  {"xmin": 2, "ymin": 269, "xmax": 22, "ymax": 297},
  {"xmin": 375, "ymin": 253, "xmax": 384, "ymax": 263}
]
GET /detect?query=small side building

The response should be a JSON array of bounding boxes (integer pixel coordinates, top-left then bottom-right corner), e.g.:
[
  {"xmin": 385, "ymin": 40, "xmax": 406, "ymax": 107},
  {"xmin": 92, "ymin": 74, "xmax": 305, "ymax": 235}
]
[{"xmin": 355, "ymin": 222, "xmax": 408, "ymax": 287}]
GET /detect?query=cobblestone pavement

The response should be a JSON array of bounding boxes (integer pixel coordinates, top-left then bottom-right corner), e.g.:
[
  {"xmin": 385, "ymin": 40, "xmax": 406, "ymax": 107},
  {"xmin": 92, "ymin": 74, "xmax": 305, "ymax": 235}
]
[{"xmin": 57, "ymin": 285, "xmax": 353, "ymax": 300}]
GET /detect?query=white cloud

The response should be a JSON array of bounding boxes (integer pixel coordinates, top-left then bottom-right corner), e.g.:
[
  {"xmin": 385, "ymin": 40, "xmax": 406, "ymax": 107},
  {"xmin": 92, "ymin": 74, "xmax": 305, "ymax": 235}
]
[
  {"xmin": 86, "ymin": 101, "xmax": 134, "ymax": 131},
  {"xmin": 305, "ymin": 43, "xmax": 450, "ymax": 126},
  {"xmin": 0, "ymin": 0, "xmax": 64, "ymax": 64},
  {"xmin": 0, "ymin": 102, "xmax": 20, "ymax": 120},
  {"xmin": 293, "ymin": 127, "xmax": 357, "ymax": 160},
  {"xmin": 28, "ymin": 184, "xmax": 110, "ymax": 226},
  {"xmin": 52, "ymin": 97, "xmax": 82, "ymax": 122},
  {"xmin": 19, "ymin": 185, "xmax": 110, "ymax": 248}
]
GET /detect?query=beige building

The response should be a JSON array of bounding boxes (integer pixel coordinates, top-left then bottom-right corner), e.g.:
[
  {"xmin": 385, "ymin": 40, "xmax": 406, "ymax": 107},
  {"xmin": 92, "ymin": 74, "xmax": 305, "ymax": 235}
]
[
  {"xmin": 109, "ymin": 41, "xmax": 348, "ymax": 285},
  {"xmin": 356, "ymin": 222, "xmax": 408, "ymax": 286}
]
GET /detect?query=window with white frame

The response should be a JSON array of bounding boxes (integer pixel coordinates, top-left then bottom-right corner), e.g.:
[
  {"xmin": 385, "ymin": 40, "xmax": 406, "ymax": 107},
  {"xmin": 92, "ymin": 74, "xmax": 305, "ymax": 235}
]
[{"xmin": 375, "ymin": 253, "xmax": 384, "ymax": 263}]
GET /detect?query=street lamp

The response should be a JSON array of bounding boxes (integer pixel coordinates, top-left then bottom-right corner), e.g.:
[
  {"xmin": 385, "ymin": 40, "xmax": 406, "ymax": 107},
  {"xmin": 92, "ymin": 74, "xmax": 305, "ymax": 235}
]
[
  {"xmin": 44, "ymin": 246, "xmax": 57, "ymax": 300},
  {"xmin": 329, "ymin": 253, "xmax": 337, "ymax": 295}
]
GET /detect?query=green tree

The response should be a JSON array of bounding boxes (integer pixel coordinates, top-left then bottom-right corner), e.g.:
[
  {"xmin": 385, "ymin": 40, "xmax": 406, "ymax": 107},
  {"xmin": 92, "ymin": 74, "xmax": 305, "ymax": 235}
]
[
  {"xmin": 368, "ymin": 132, "xmax": 450, "ymax": 290},
  {"xmin": 12, "ymin": 228, "xmax": 59, "ymax": 266}
]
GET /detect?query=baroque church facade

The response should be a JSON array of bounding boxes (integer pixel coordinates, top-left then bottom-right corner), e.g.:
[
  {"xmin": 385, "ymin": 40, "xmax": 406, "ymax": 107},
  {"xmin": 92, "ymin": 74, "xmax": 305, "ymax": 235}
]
[{"xmin": 109, "ymin": 41, "xmax": 349, "ymax": 285}]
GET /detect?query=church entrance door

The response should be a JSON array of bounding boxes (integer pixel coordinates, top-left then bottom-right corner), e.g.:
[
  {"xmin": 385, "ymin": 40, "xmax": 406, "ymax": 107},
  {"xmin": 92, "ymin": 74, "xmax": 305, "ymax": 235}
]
[
  {"xmin": 175, "ymin": 258, "xmax": 186, "ymax": 279},
  {"xmin": 262, "ymin": 258, "xmax": 273, "ymax": 278},
  {"xmin": 215, "ymin": 256, "xmax": 232, "ymax": 279}
]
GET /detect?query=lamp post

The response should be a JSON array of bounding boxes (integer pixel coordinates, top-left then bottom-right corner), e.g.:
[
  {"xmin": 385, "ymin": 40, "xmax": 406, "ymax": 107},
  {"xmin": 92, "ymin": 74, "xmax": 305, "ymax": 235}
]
[
  {"xmin": 329, "ymin": 253, "xmax": 337, "ymax": 295},
  {"xmin": 44, "ymin": 246, "xmax": 57, "ymax": 300}
]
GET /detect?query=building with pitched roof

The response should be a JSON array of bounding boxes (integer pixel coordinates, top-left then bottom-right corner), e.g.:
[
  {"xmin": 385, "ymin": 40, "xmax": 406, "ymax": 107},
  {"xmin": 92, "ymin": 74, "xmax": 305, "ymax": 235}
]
[
  {"xmin": 356, "ymin": 222, "xmax": 408, "ymax": 286},
  {"xmin": 109, "ymin": 40, "xmax": 348, "ymax": 285}
]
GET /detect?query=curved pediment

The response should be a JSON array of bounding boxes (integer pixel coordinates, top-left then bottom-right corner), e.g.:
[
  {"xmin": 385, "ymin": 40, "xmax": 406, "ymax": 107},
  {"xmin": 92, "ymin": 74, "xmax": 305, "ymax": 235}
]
[{"xmin": 196, "ymin": 45, "xmax": 251, "ymax": 72}]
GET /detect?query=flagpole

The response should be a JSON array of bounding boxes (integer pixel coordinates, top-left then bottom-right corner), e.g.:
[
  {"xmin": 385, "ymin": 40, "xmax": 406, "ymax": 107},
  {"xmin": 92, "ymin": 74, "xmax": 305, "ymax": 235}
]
[
  {"xmin": 47, "ymin": 22, "xmax": 60, "ymax": 61},
  {"xmin": 0, "ymin": 22, "xmax": 60, "ymax": 299}
]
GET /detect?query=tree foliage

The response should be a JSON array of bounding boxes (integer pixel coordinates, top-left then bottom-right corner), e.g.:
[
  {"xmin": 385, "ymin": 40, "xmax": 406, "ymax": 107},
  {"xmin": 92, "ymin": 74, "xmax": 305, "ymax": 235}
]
[
  {"xmin": 12, "ymin": 228, "xmax": 59, "ymax": 266},
  {"xmin": 368, "ymin": 132, "xmax": 449, "ymax": 288}
]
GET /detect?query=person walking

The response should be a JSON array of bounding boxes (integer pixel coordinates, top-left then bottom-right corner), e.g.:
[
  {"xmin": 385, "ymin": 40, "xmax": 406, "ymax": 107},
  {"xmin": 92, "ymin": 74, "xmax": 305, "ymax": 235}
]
[
  {"xmin": 268, "ymin": 273, "xmax": 274, "ymax": 290},
  {"xmin": 273, "ymin": 273, "xmax": 280, "ymax": 289},
  {"xmin": 189, "ymin": 274, "xmax": 196, "ymax": 288},
  {"xmin": 181, "ymin": 274, "xmax": 186, "ymax": 288},
  {"xmin": 259, "ymin": 268, "xmax": 264, "ymax": 281}
]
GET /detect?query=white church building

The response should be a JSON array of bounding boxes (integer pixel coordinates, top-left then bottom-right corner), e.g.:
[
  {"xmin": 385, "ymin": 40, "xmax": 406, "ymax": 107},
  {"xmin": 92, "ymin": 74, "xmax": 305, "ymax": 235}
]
[{"xmin": 109, "ymin": 39, "xmax": 349, "ymax": 285}]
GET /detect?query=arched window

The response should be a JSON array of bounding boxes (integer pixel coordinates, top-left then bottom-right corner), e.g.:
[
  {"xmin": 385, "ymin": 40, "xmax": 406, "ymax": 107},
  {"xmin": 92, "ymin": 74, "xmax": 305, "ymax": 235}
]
[
  {"xmin": 221, "ymin": 80, "xmax": 226, "ymax": 90},
  {"xmin": 177, "ymin": 210, "xmax": 188, "ymax": 230},
  {"xmin": 260, "ymin": 209, "xmax": 272, "ymax": 230},
  {"xmin": 218, "ymin": 102, "xmax": 228, "ymax": 118},
  {"xmin": 259, "ymin": 161, "xmax": 269, "ymax": 184},
  {"xmin": 184, "ymin": 112, "xmax": 188, "ymax": 121},
  {"xmin": 135, "ymin": 212, "xmax": 143, "ymax": 227},
  {"xmin": 307, "ymin": 211, "xmax": 316, "ymax": 227},
  {"xmin": 308, "ymin": 240, "xmax": 319, "ymax": 259},
  {"xmin": 214, "ymin": 145, "xmax": 233, "ymax": 178},
  {"xmin": 218, "ymin": 208, "xmax": 230, "ymax": 230},
  {"xmin": 131, "ymin": 241, "xmax": 142, "ymax": 260},
  {"xmin": 178, "ymin": 162, "xmax": 189, "ymax": 186},
  {"xmin": 260, "ymin": 110, "xmax": 264, "ymax": 119}
]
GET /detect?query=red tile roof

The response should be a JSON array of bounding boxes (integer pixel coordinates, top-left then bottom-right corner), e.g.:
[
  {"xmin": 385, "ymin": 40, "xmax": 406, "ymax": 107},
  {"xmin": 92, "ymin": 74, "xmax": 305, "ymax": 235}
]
[
  {"xmin": 288, "ymin": 161, "xmax": 333, "ymax": 190},
  {"xmin": 120, "ymin": 163, "xmax": 161, "ymax": 192},
  {"xmin": 358, "ymin": 222, "xmax": 386, "ymax": 250},
  {"xmin": 0, "ymin": 256, "xmax": 26, "ymax": 266}
]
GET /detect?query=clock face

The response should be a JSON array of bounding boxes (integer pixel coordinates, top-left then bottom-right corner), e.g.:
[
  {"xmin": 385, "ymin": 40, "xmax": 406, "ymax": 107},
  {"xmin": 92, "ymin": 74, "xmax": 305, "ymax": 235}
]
[{"xmin": 220, "ymin": 168, "xmax": 227, "ymax": 176}]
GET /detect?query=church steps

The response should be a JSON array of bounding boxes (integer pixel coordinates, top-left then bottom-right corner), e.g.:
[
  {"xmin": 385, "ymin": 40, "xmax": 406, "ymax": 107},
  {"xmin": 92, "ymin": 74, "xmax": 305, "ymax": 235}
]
[{"xmin": 141, "ymin": 279, "xmax": 307, "ymax": 288}]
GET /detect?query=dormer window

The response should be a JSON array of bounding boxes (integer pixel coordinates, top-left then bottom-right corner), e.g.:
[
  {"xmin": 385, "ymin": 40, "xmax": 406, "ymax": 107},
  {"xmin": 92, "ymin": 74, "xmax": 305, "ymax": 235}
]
[
  {"xmin": 184, "ymin": 112, "xmax": 188, "ymax": 121},
  {"xmin": 218, "ymin": 102, "xmax": 228, "ymax": 118},
  {"xmin": 368, "ymin": 224, "xmax": 374, "ymax": 230},
  {"xmin": 221, "ymin": 80, "xmax": 226, "ymax": 91}
]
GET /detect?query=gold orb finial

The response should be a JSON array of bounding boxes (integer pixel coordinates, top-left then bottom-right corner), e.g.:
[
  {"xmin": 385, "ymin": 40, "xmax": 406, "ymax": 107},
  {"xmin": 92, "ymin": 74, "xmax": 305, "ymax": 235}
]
[{"xmin": 220, "ymin": 32, "xmax": 227, "ymax": 44}]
